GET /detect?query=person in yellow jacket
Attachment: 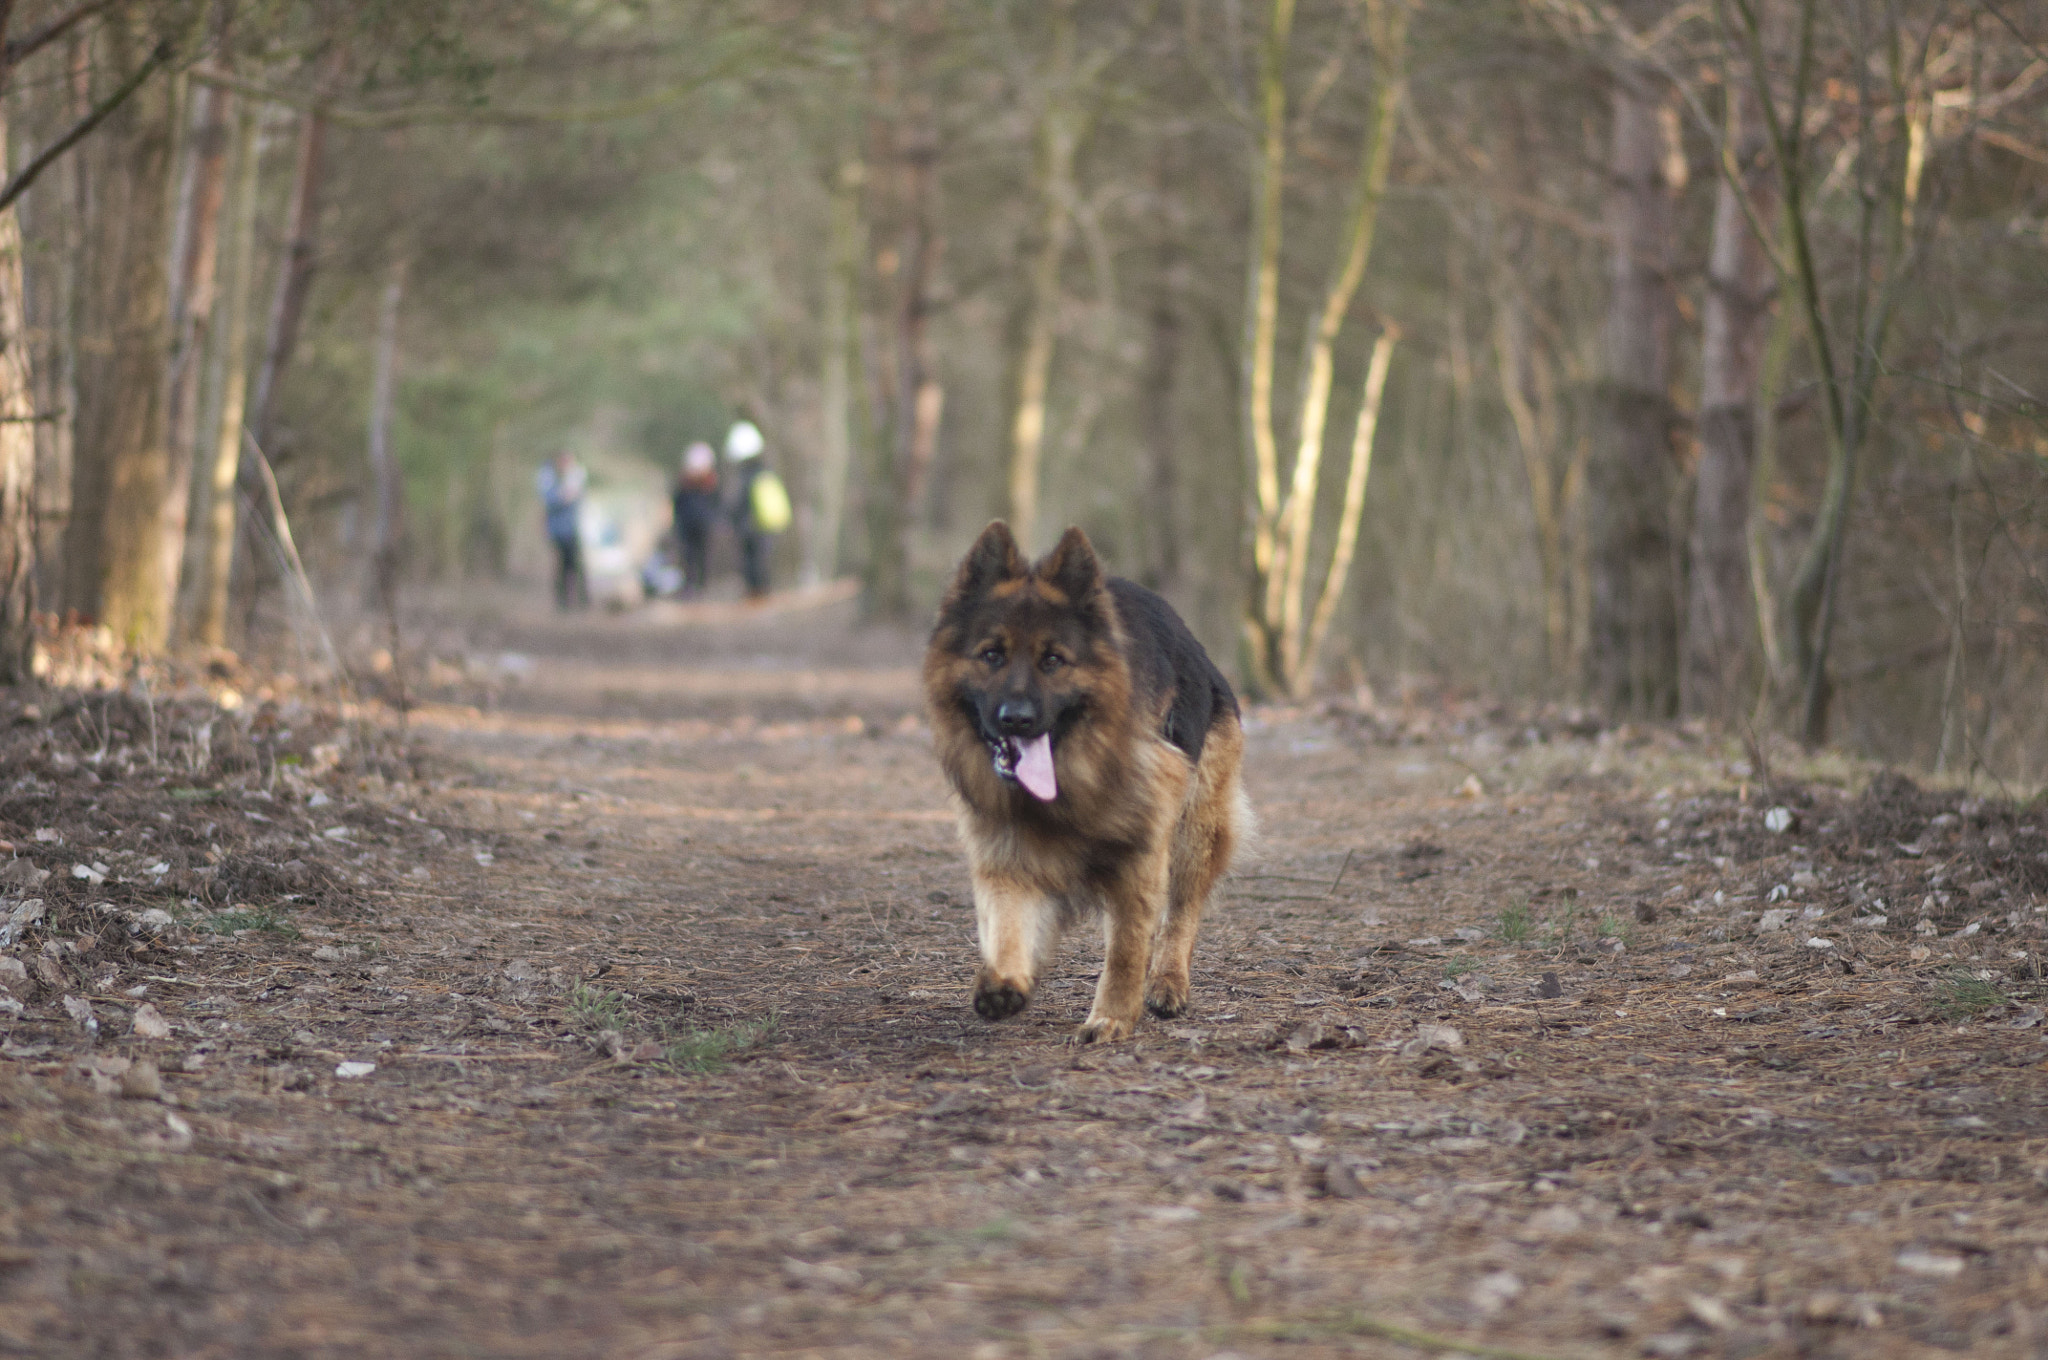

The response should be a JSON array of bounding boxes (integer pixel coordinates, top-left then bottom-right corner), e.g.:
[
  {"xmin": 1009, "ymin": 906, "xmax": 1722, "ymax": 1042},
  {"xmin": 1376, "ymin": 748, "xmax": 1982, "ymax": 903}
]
[{"xmin": 723, "ymin": 420, "xmax": 783, "ymax": 599}]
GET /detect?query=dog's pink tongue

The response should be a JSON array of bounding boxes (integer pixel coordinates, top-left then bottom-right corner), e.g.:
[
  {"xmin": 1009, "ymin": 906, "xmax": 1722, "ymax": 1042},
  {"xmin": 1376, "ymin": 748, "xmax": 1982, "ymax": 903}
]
[{"xmin": 1015, "ymin": 734, "xmax": 1057, "ymax": 801}]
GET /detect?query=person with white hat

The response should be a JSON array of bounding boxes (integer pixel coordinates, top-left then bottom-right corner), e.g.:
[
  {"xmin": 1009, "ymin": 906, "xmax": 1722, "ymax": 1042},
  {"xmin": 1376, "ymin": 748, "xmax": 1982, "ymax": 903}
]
[{"xmin": 723, "ymin": 419, "xmax": 776, "ymax": 599}]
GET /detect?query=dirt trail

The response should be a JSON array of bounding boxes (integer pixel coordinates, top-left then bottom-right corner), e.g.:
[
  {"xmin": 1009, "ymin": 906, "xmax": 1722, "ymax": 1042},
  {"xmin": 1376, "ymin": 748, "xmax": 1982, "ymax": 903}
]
[{"xmin": 3, "ymin": 595, "xmax": 2046, "ymax": 1359}]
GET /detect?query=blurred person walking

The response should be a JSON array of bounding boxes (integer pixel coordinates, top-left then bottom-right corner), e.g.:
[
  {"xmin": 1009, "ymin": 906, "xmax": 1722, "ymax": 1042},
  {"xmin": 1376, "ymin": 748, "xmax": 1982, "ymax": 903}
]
[
  {"xmin": 671, "ymin": 441, "xmax": 720, "ymax": 597},
  {"xmin": 536, "ymin": 450, "xmax": 589, "ymax": 610},
  {"xmin": 724, "ymin": 420, "xmax": 790, "ymax": 600}
]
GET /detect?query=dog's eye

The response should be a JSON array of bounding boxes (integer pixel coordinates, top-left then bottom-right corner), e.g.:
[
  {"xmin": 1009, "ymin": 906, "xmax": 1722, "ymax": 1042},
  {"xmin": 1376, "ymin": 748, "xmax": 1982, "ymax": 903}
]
[
  {"xmin": 979, "ymin": 648, "xmax": 1005, "ymax": 667},
  {"xmin": 1039, "ymin": 652, "xmax": 1065, "ymax": 673}
]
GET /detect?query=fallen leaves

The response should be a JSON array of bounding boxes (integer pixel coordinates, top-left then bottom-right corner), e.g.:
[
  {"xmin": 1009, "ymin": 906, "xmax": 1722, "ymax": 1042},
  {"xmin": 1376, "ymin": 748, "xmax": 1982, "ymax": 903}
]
[
  {"xmin": 132, "ymin": 1002, "xmax": 172, "ymax": 1039},
  {"xmin": 1894, "ymin": 1248, "xmax": 1965, "ymax": 1279},
  {"xmin": 120, "ymin": 1061, "xmax": 163, "ymax": 1100},
  {"xmin": 1398, "ymin": 1023, "xmax": 1463, "ymax": 1058}
]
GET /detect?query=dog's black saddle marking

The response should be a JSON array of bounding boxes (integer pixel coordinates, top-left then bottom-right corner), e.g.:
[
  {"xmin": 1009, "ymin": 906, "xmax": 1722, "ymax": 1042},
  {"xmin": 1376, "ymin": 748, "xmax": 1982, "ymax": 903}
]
[{"xmin": 1106, "ymin": 578, "xmax": 1238, "ymax": 766}]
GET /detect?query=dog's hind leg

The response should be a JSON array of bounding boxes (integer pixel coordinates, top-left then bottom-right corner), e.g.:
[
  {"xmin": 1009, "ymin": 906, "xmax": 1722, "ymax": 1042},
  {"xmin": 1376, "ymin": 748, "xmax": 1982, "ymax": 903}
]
[
  {"xmin": 971, "ymin": 872, "xmax": 1061, "ymax": 1021},
  {"xmin": 1146, "ymin": 716, "xmax": 1245, "ymax": 1019}
]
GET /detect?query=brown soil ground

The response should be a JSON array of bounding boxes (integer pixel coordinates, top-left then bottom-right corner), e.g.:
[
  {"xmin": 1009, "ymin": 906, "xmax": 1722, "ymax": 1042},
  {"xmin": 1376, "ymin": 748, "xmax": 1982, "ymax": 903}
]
[{"xmin": 2, "ymin": 590, "xmax": 2045, "ymax": 1360}]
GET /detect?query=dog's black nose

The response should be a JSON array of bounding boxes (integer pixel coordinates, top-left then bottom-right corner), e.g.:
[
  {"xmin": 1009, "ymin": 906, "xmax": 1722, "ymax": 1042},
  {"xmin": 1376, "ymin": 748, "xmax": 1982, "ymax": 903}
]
[{"xmin": 994, "ymin": 698, "xmax": 1039, "ymax": 734}]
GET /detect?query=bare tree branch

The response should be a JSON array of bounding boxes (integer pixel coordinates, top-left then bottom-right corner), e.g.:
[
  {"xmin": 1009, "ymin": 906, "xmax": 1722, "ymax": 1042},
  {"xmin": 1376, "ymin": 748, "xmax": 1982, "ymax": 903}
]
[
  {"xmin": 0, "ymin": 38, "xmax": 169, "ymax": 214},
  {"xmin": 3, "ymin": 0, "xmax": 113, "ymax": 67}
]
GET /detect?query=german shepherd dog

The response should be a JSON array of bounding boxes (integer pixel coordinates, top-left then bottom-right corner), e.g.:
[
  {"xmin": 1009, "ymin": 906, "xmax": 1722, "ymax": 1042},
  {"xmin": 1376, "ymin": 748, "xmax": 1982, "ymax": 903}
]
[{"xmin": 923, "ymin": 522, "xmax": 1247, "ymax": 1042}]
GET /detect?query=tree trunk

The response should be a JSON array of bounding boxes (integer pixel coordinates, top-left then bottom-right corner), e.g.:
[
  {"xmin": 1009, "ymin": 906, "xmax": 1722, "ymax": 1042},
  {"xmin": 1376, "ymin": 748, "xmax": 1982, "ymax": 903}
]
[
  {"xmin": 1682, "ymin": 74, "xmax": 1776, "ymax": 720},
  {"xmin": 161, "ymin": 82, "xmax": 231, "ymax": 639},
  {"xmin": 1004, "ymin": 0, "xmax": 1078, "ymax": 555},
  {"xmin": 23, "ymin": 33, "xmax": 88, "ymax": 623},
  {"xmin": 1295, "ymin": 326, "xmax": 1399, "ymax": 695},
  {"xmin": 194, "ymin": 98, "xmax": 259, "ymax": 649},
  {"xmin": 66, "ymin": 25, "xmax": 176, "ymax": 649},
  {"xmin": 1136, "ymin": 230, "xmax": 1183, "ymax": 592},
  {"xmin": 1268, "ymin": 0, "xmax": 1404, "ymax": 684},
  {"xmin": 861, "ymin": 84, "xmax": 938, "ymax": 621},
  {"xmin": 0, "ymin": 100, "xmax": 36, "ymax": 682},
  {"xmin": 1491, "ymin": 243, "xmax": 1572, "ymax": 683},
  {"xmin": 1239, "ymin": 0, "xmax": 1296, "ymax": 686},
  {"xmin": 1585, "ymin": 68, "xmax": 1680, "ymax": 717},
  {"xmin": 366, "ymin": 254, "xmax": 408, "ymax": 608},
  {"xmin": 247, "ymin": 107, "xmax": 327, "ymax": 457},
  {"xmin": 1237, "ymin": 0, "xmax": 1404, "ymax": 697},
  {"xmin": 811, "ymin": 156, "xmax": 862, "ymax": 584}
]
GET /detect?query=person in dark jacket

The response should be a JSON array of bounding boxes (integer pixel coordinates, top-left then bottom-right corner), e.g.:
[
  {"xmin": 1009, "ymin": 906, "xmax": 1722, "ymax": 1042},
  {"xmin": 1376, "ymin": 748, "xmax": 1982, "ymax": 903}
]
[
  {"xmin": 671, "ymin": 441, "xmax": 720, "ymax": 597},
  {"xmin": 724, "ymin": 420, "xmax": 772, "ymax": 599}
]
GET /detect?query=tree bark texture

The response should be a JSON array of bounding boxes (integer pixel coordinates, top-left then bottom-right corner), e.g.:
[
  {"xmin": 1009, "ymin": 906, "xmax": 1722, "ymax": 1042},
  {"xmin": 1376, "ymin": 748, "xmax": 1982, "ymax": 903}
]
[
  {"xmin": 1136, "ymin": 237, "xmax": 1183, "ymax": 592},
  {"xmin": 1003, "ymin": 0, "xmax": 1078, "ymax": 555},
  {"xmin": 64, "ymin": 29, "xmax": 175, "ymax": 648},
  {"xmin": 1682, "ymin": 74, "xmax": 1777, "ymax": 720},
  {"xmin": 195, "ymin": 99, "xmax": 259, "ymax": 648},
  {"xmin": 1585, "ymin": 69, "xmax": 1679, "ymax": 718},
  {"xmin": 23, "ymin": 33, "xmax": 88, "ymax": 621},
  {"xmin": 366, "ymin": 254, "xmax": 408, "ymax": 607},
  {"xmin": 1239, "ymin": 0, "xmax": 1295, "ymax": 617},
  {"xmin": 247, "ymin": 106, "xmax": 326, "ymax": 457},
  {"xmin": 161, "ymin": 82, "xmax": 231, "ymax": 639},
  {"xmin": 860, "ymin": 65, "xmax": 939, "ymax": 621}
]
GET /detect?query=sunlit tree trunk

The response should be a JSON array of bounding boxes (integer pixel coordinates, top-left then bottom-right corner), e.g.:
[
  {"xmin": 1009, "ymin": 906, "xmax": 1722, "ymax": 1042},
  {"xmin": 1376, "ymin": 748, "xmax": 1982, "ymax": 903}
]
[
  {"xmin": 1270, "ymin": 0, "xmax": 1403, "ymax": 681},
  {"xmin": 1296, "ymin": 326, "xmax": 1398, "ymax": 693},
  {"xmin": 1237, "ymin": 0, "xmax": 1295, "ymax": 692},
  {"xmin": 1240, "ymin": 0, "xmax": 1404, "ymax": 697},
  {"xmin": 161, "ymin": 82, "xmax": 231, "ymax": 638},
  {"xmin": 1585, "ymin": 67, "xmax": 1680, "ymax": 717},
  {"xmin": 1682, "ymin": 73, "xmax": 1776, "ymax": 720},
  {"xmin": 194, "ymin": 98, "xmax": 259, "ymax": 649}
]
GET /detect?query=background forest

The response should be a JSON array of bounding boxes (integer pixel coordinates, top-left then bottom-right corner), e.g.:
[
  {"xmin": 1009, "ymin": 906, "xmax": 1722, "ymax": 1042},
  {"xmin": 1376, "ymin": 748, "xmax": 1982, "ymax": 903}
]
[{"xmin": 0, "ymin": 0, "xmax": 2043, "ymax": 785}]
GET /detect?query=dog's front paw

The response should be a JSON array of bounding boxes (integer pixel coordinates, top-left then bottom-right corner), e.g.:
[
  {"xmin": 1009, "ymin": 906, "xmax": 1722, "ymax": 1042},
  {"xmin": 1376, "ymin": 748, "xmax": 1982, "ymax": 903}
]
[
  {"xmin": 973, "ymin": 969, "xmax": 1032, "ymax": 1021},
  {"xmin": 1075, "ymin": 1014, "xmax": 1133, "ymax": 1044},
  {"xmin": 1144, "ymin": 976, "xmax": 1190, "ymax": 1019}
]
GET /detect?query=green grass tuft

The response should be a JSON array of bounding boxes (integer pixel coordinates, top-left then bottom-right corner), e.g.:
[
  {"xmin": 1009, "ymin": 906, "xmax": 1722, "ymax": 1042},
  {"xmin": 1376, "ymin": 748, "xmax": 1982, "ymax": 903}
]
[
  {"xmin": 566, "ymin": 982, "xmax": 632, "ymax": 1032},
  {"xmin": 199, "ymin": 906, "xmax": 299, "ymax": 937},
  {"xmin": 662, "ymin": 1015, "xmax": 779, "ymax": 1073},
  {"xmin": 1497, "ymin": 895, "xmax": 1534, "ymax": 944},
  {"xmin": 1935, "ymin": 970, "xmax": 2009, "ymax": 1019}
]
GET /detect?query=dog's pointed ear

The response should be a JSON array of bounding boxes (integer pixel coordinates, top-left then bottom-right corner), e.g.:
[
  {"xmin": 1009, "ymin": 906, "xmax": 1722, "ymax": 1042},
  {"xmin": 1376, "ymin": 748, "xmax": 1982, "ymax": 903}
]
[
  {"xmin": 1037, "ymin": 526, "xmax": 1103, "ymax": 602},
  {"xmin": 948, "ymin": 520, "xmax": 1026, "ymax": 601}
]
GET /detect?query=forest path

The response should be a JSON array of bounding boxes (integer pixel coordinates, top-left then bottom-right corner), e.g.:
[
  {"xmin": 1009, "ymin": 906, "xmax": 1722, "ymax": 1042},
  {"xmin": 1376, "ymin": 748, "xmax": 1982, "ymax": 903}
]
[{"xmin": 4, "ymin": 592, "xmax": 2046, "ymax": 1359}]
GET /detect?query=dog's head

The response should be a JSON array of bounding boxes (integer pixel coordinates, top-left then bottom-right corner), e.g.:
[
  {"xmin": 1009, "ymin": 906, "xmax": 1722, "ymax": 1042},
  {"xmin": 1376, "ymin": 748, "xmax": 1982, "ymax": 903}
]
[{"xmin": 928, "ymin": 521, "xmax": 1118, "ymax": 802}]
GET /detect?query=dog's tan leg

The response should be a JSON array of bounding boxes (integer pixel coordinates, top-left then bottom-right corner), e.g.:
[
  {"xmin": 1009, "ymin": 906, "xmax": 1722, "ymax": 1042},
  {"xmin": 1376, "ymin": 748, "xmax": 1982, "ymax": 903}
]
[
  {"xmin": 1147, "ymin": 717, "xmax": 1245, "ymax": 1019},
  {"xmin": 1080, "ymin": 850, "xmax": 1170, "ymax": 1043},
  {"xmin": 971, "ymin": 872, "xmax": 1060, "ymax": 1021}
]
